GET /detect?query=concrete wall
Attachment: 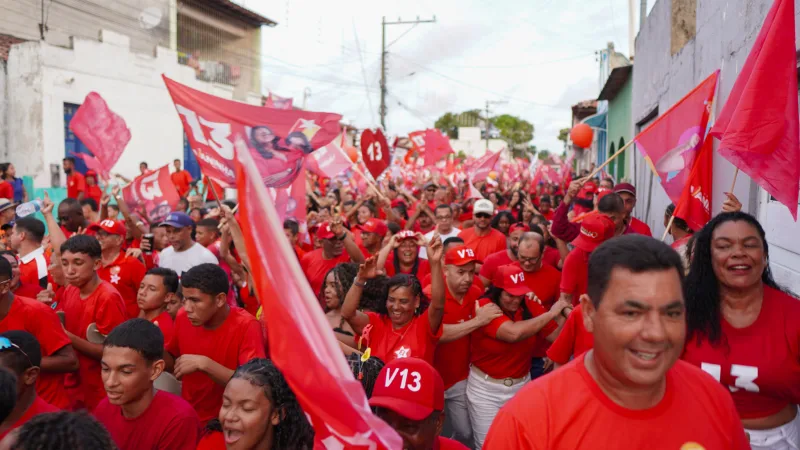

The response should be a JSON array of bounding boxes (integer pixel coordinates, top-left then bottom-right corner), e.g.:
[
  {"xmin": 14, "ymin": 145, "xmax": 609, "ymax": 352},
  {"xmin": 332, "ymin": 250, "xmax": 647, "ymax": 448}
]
[
  {"xmin": 0, "ymin": 59, "xmax": 6, "ymax": 160},
  {"xmin": 632, "ymin": 0, "xmax": 800, "ymax": 292},
  {"xmin": 5, "ymin": 29, "xmax": 262, "ymax": 189}
]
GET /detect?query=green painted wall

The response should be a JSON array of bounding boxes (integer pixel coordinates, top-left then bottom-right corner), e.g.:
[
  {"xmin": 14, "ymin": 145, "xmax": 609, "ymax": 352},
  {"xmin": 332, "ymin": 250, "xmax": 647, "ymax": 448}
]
[{"xmin": 606, "ymin": 75, "xmax": 633, "ymax": 181}]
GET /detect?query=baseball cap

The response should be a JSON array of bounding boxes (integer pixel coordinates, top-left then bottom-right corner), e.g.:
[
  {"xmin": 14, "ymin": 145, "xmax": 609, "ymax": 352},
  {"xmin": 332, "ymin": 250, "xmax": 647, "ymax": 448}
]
[
  {"xmin": 492, "ymin": 265, "xmax": 533, "ymax": 296},
  {"xmin": 159, "ymin": 212, "xmax": 194, "ymax": 229},
  {"xmin": 424, "ymin": 182, "xmax": 438, "ymax": 191},
  {"xmin": 444, "ymin": 245, "xmax": 481, "ymax": 266},
  {"xmin": 358, "ymin": 219, "xmax": 389, "ymax": 236},
  {"xmin": 87, "ymin": 219, "xmax": 126, "ymax": 236},
  {"xmin": 613, "ymin": 182, "xmax": 637, "ymax": 197},
  {"xmin": 390, "ymin": 198, "xmax": 407, "ymax": 208},
  {"xmin": 369, "ymin": 357, "xmax": 444, "ymax": 421},
  {"xmin": 394, "ymin": 230, "xmax": 417, "ymax": 241},
  {"xmin": 596, "ymin": 188, "xmax": 614, "ymax": 202},
  {"xmin": 509, "ymin": 223, "xmax": 531, "ymax": 234},
  {"xmin": 572, "ymin": 214, "xmax": 616, "ymax": 253},
  {"xmin": 473, "ymin": 199, "xmax": 494, "ymax": 216},
  {"xmin": 315, "ymin": 222, "xmax": 336, "ymax": 240},
  {"xmin": 578, "ymin": 181, "xmax": 598, "ymax": 199},
  {"xmin": 0, "ymin": 199, "xmax": 18, "ymax": 213}
]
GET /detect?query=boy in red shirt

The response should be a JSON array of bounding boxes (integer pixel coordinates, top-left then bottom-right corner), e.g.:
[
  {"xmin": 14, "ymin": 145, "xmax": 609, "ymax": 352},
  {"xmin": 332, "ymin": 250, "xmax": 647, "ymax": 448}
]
[
  {"xmin": 91, "ymin": 220, "xmax": 147, "ymax": 318},
  {"xmin": 170, "ymin": 159, "xmax": 193, "ymax": 198},
  {"xmin": 484, "ymin": 235, "xmax": 749, "ymax": 450},
  {"xmin": 57, "ymin": 235, "xmax": 128, "ymax": 410},
  {"xmin": 63, "ymin": 157, "xmax": 85, "ymax": 200},
  {"xmin": 546, "ymin": 303, "xmax": 593, "ymax": 368},
  {"xmin": 301, "ymin": 219, "xmax": 365, "ymax": 296},
  {"xmin": 8, "ymin": 217, "xmax": 49, "ymax": 289},
  {"xmin": 0, "ymin": 330, "xmax": 59, "ymax": 441},
  {"xmin": 137, "ymin": 268, "xmax": 180, "ymax": 347},
  {"xmin": 95, "ymin": 319, "xmax": 199, "ymax": 450},
  {"xmin": 559, "ymin": 214, "xmax": 615, "ymax": 306},
  {"xmin": 165, "ymin": 264, "xmax": 265, "ymax": 425}
]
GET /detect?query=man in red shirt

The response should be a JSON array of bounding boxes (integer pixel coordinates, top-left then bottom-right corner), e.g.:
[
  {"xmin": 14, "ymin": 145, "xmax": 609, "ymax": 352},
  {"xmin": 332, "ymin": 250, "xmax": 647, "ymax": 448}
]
[
  {"xmin": 484, "ymin": 235, "xmax": 750, "ymax": 449},
  {"xmin": 613, "ymin": 183, "xmax": 653, "ymax": 237},
  {"xmin": 8, "ymin": 217, "xmax": 48, "ymax": 288},
  {"xmin": 57, "ymin": 198, "xmax": 89, "ymax": 238},
  {"xmin": 457, "ymin": 199, "xmax": 506, "ymax": 262},
  {"xmin": 63, "ymin": 157, "xmax": 85, "ymax": 200},
  {"xmin": 478, "ymin": 223, "xmax": 529, "ymax": 286},
  {"xmin": 95, "ymin": 319, "xmax": 199, "ymax": 450},
  {"xmin": 357, "ymin": 218, "xmax": 388, "ymax": 257},
  {"xmin": 551, "ymin": 178, "xmax": 626, "ymax": 242},
  {"xmin": 170, "ymin": 159, "xmax": 193, "ymax": 199},
  {"xmin": 57, "ymin": 235, "xmax": 128, "ymax": 410},
  {"xmin": 559, "ymin": 214, "xmax": 615, "ymax": 306},
  {"xmin": 283, "ymin": 218, "xmax": 306, "ymax": 260},
  {"xmin": 538, "ymin": 196, "xmax": 554, "ymax": 221},
  {"xmin": 165, "ymin": 264, "xmax": 265, "ymax": 425},
  {"xmin": 136, "ymin": 268, "xmax": 180, "ymax": 347},
  {"xmin": 0, "ymin": 251, "xmax": 43, "ymax": 299},
  {"xmin": 301, "ymin": 219, "xmax": 365, "ymax": 296},
  {"xmin": 90, "ymin": 220, "xmax": 147, "ymax": 319},
  {"xmin": 369, "ymin": 357, "xmax": 469, "ymax": 450},
  {"xmin": 0, "ymin": 331, "xmax": 59, "ymax": 441},
  {"xmin": 546, "ymin": 303, "xmax": 593, "ymax": 368}
]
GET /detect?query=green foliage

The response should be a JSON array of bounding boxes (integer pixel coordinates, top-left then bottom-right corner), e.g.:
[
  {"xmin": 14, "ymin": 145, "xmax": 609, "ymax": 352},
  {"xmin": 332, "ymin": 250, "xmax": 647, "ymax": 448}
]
[
  {"xmin": 537, "ymin": 149, "xmax": 551, "ymax": 160},
  {"xmin": 557, "ymin": 128, "xmax": 570, "ymax": 143},
  {"xmin": 493, "ymin": 114, "xmax": 534, "ymax": 146}
]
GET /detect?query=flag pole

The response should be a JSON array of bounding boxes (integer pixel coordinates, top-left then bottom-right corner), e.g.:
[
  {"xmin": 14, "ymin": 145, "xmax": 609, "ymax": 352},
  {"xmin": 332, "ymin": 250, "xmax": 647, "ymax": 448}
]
[
  {"xmin": 586, "ymin": 139, "xmax": 635, "ymax": 180},
  {"xmin": 729, "ymin": 167, "xmax": 740, "ymax": 193},
  {"xmin": 662, "ymin": 213, "xmax": 676, "ymax": 241}
]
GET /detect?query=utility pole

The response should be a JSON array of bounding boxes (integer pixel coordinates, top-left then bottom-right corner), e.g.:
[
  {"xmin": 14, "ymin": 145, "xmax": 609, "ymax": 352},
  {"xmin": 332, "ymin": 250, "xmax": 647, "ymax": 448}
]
[
  {"xmin": 380, "ymin": 15, "xmax": 436, "ymax": 129},
  {"xmin": 484, "ymin": 100, "xmax": 507, "ymax": 151}
]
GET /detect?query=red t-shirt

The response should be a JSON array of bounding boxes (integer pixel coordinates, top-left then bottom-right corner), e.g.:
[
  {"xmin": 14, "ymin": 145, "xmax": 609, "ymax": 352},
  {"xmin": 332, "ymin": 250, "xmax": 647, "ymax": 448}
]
[
  {"xmin": 0, "ymin": 181, "xmax": 13, "ymax": 200},
  {"xmin": 0, "ymin": 397, "xmax": 58, "ymax": 440},
  {"xmin": 478, "ymin": 250, "xmax": 514, "ymax": 282},
  {"xmin": 483, "ymin": 356, "xmax": 750, "ymax": 450},
  {"xmin": 471, "ymin": 298, "xmax": 558, "ymax": 379},
  {"xmin": 19, "ymin": 247, "xmax": 50, "ymax": 288},
  {"xmin": 97, "ymin": 252, "xmax": 147, "ymax": 319},
  {"xmin": 171, "ymin": 170, "xmax": 193, "ymax": 198},
  {"xmin": 560, "ymin": 248, "xmax": 590, "ymax": 304},
  {"xmin": 67, "ymin": 171, "xmax": 86, "ymax": 199},
  {"xmin": 94, "ymin": 390, "xmax": 200, "ymax": 450},
  {"xmin": 365, "ymin": 309, "xmax": 442, "ymax": 365},
  {"xmin": 86, "ymin": 184, "xmax": 102, "ymax": 206},
  {"xmin": 166, "ymin": 307, "xmax": 265, "ymax": 424},
  {"xmin": 58, "ymin": 281, "xmax": 127, "ymax": 409},
  {"xmin": 383, "ymin": 255, "xmax": 431, "ymax": 281},
  {"xmin": 626, "ymin": 216, "xmax": 653, "ymax": 237},
  {"xmin": 301, "ymin": 248, "xmax": 351, "ymax": 297},
  {"xmin": 510, "ymin": 261, "xmax": 562, "ymax": 358},
  {"xmin": 546, "ymin": 304, "xmax": 593, "ymax": 365},
  {"xmin": 432, "ymin": 284, "xmax": 483, "ymax": 390},
  {"xmin": 543, "ymin": 246, "xmax": 561, "ymax": 269},
  {"xmin": 203, "ymin": 177, "xmax": 224, "ymax": 201},
  {"xmin": 437, "ymin": 436, "xmax": 470, "ymax": 449},
  {"xmin": 457, "ymin": 228, "xmax": 507, "ymax": 262},
  {"xmin": 412, "ymin": 222, "xmax": 436, "ymax": 235},
  {"xmin": 13, "ymin": 282, "xmax": 43, "ymax": 298},
  {"xmin": 151, "ymin": 310, "xmax": 175, "ymax": 350},
  {"xmin": 0, "ymin": 295, "xmax": 72, "ymax": 409},
  {"xmin": 682, "ymin": 286, "xmax": 800, "ymax": 419},
  {"xmin": 196, "ymin": 431, "xmax": 225, "ymax": 450},
  {"xmin": 540, "ymin": 210, "xmax": 555, "ymax": 222}
]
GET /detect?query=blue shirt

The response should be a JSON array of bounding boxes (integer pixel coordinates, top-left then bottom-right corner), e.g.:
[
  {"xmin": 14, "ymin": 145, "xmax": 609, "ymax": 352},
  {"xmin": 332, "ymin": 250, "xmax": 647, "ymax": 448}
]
[{"xmin": 9, "ymin": 178, "xmax": 23, "ymax": 203}]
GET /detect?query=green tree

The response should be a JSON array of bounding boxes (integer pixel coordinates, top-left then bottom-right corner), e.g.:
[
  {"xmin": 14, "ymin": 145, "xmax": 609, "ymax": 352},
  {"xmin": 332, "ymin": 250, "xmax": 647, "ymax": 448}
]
[
  {"xmin": 557, "ymin": 128, "xmax": 570, "ymax": 144},
  {"xmin": 537, "ymin": 149, "xmax": 551, "ymax": 160},
  {"xmin": 493, "ymin": 114, "xmax": 534, "ymax": 147},
  {"xmin": 435, "ymin": 112, "xmax": 460, "ymax": 139}
]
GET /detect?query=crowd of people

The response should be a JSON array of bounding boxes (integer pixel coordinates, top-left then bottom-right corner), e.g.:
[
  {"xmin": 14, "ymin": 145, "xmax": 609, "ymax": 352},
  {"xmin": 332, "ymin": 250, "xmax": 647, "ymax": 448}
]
[{"xmin": 0, "ymin": 155, "xmax": 796, "ymax": 450}]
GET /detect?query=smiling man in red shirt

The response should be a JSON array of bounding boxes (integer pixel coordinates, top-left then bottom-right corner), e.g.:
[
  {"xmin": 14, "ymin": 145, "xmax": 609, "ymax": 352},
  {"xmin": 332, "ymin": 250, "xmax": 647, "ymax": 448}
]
[
  {"xmin": 457, "ymin": 199, "xmax": 506, "ymax": 262},
  {"xmin": 484, "ymin": 235, "xmax": 749, "ymax": 449},
  {"xmin": 614, "ymin": 183, "xmax": 653, "ymax": 237},
  {"xmin": 301, "ymin": 219, "xmax": 365, "ymax": 297},
  {"xmin": 91, "ymin": 220, "xmax": 147, "ymax": 319},
  {"xmin": 559, "ymin": 214, "xmax": 615, "ymax": 306}
]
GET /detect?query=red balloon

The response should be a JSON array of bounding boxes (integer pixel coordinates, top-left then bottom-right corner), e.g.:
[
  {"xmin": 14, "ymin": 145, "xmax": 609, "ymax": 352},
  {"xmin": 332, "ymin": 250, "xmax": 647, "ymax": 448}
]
[
  {"xmin": 345, "ymin": 144, "xmax": 359, "ymax": 162},
  {"xmin": 570, "ymin": 123, "xmax": 594, "ymax": 149}
]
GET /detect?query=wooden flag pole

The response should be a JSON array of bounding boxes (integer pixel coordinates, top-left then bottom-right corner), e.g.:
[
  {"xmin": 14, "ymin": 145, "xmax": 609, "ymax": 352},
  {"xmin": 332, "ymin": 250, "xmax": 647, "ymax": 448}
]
[
  {"xmin": 662, "ymin": 214, "xmax": 676, "ymax": 241},
  {"xmin": 586, "ymin": 139, "xmax": 635, "ymax": 180},
  {"xmin": 729, "ymin": 167, "xmax": 740, "ymax": 193}
]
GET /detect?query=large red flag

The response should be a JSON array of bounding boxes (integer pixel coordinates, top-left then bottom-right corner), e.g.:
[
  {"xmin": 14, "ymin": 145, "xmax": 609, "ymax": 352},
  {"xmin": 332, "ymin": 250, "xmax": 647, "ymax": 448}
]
[
  {"xmin": 709, "ymin": 0, "xmax": 799, "ymax": 219},
  {"xmin": 675, "ymin": 135, "xmax": 713, "ymax": 230},
  {"xmin": 421, "ymin": 129, "xmax": 455, "ymax": 167},
  {"xmin": 467, "ymin": 150, "xmax": 502, "ymax": 182},
  {"xmin": 121, "ymin": 165, "xmax": 181, "ymax": 224},
  {"xmin": 234, "ymin": 138, "xmax": 402, "ymax": 449},
  {"xmin": 633, "ymin": 71, "xmax": 719, "ymax": 206},
  {"xmin": 68, "ymin": 92, "xmax": 131, "ymax": 181},
  {"xmin": 163, "ymin": 76, "xmax": 341, "ymax": 189}
]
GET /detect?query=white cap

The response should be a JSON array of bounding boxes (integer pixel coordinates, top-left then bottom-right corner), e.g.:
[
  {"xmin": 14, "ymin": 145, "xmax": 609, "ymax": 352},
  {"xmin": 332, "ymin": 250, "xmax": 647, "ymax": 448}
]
[{"xmin": 473, "ymin": 199, "xmax": 494, "ymax": 215}]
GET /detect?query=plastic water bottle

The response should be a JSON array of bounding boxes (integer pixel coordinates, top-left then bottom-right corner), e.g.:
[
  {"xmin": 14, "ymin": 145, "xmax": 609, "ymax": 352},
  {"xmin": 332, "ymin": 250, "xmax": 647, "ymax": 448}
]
[{"xmin": 15, "ymin": 200, "xmax": 42, "ymax": 218}]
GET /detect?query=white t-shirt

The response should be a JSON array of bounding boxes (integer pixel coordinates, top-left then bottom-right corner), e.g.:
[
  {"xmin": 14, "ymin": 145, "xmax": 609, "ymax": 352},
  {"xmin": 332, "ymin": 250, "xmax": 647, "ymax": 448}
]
[
  {"xmin": 158, "ymin": 242, "xmax": 219, "ymax": 276},
  {"xmin": 419, "ymin": 227, "xmax": 461, "ymax": 259}
]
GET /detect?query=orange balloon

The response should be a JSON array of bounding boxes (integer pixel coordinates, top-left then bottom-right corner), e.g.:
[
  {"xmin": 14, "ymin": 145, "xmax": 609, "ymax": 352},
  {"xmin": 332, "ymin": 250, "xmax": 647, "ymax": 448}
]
[
  {"xmin": 570, "ymin": 123, "xmax": 594, "ymax": 149},
  {"xmin": 488, "ymin": 171, "xmax": 498, "ymax": 180},
  {"xmin": 345, "ymin": 145, "xmax": 359, "ymax": 162}
]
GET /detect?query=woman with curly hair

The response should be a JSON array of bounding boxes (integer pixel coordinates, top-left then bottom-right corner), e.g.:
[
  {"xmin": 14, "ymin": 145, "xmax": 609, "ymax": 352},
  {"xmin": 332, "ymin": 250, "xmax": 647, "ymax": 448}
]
[
  {"xmin": 320, "ymin": 263, "xmax": 359, "ymax": 345},
  {"xmin": 491, "ymin": 211, "xmax": 516, "ymax": 236},
  {"xmin": 197, "ymin": 358, "xmax": 314, "ymax": 450},
  {"xmin": 0, "ymin": 411, "xmax": 116, "ymax": 450},
  {"xmin": 682, "ymin": 212, "xmax": 800, "ymax": 450}
]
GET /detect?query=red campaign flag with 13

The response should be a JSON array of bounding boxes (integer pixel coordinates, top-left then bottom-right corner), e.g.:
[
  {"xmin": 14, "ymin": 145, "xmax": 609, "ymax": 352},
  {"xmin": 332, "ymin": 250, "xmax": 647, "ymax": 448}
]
[
  {"xmin": 675, "ymin": 134, "xmax": 713, "ymax": 231},
  {"xmin": 68, "ymin": 92, "xmax": 131, "ymax": 181},
  {"xmin": 163, "ymin": 76, "xmax": 341, "ymax": 189},
  {"xmin": 121, "ymin": 165, "xmax": 180, "ymax": 224},
  {"xmin": 234, "ymin": 137, "xmax": 402, "ymax": 449},
  {"xmin": 360, "ymin": 128, "xmax": 390, "ymax": 179}
]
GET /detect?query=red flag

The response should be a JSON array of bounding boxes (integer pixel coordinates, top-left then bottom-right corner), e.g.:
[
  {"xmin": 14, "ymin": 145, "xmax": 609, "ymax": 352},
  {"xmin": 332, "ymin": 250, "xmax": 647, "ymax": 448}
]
[
  {"xmin": 408, "ymin": 130, "xmax": 427, "ymax": 153},
  {"xmin": 709, "ymin": 0, "xmax": 799, "ymax": 219},
  {"xmin": 360, "ymin": 129, "xmax": 391, "ymax": 179},
  {"xmin": 634, "ymin": 71, "xmax": 719, "ymax": 205},
  {"xmin": 273, "ymin": 173, "xmax": 308, "ymax": 235},
  {"xmin": 121, "ymin": 165, "xmax": 180, "ymax": 224},
  {"xmin": 421, "ymin": 129, "xmax": 454, "ymax": 167},
  {"xmin": 305, "ymin": 138, "xmax": 353, "ymax": 178},
  {"xmin": 234, "ymin": 139, "xmax": 402, "ymax": 449},
  {"xmin": 675, "ymin": 135, "xmax": 713, "ymax": 230},
  {"xmin": 467, "ymin": 150, "xmax": 502, "ymax": 182},
  {"xmin": 163, "ymin": 76, "xmax": 341, "ymax": 189},
  {"xmin": 68, "ymin": 92, "xmax": 131, "ymax": 181},
  {"xmin": 264, "ymin": 92, "xmax": 294, "ymax": 110}
]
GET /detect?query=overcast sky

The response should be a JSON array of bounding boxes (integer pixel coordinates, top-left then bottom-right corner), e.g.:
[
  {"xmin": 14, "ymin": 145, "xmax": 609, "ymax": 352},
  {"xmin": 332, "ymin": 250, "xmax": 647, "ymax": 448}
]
[{"xmin": 236, "ymin": 0, "xmax": 654, "ymax": 153}]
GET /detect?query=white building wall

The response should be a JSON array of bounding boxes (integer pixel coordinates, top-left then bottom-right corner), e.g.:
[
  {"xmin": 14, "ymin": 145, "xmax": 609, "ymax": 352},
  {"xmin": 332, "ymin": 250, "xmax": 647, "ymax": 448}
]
[
  {"xmin": 451, "ymin": 127, "xmax": 507, "ymax": 158},
  {"xmin": 6, "ymin": 29, "xmax": 262, "ymax": 188},
  {"xmin": 0, "ymin": 59, "xmax": 7, "ymax": 160}
]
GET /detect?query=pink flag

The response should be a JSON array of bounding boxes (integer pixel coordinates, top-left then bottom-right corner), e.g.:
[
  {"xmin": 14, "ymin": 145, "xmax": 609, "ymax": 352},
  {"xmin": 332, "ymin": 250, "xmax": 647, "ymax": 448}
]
[
  {"xmin": 235, "ymin": 139, "xmax": 402, "ymax": 449},
  {"xmin": 421, "ymin": 129, "xmax": 455, "ymax": 167},
  {"xmin": 273, "ymin": 172, "xmax": 308, "ymax": 235},
  {"xmin": 68, "ymin": 92, "xmax": 131, "ymax": 181},
  {"xmin": 467, "ymin": 150, "xmax": 502, "ymax": 182},
  {"xmin": 121, "ymin": 165, "xmax": 181, "ymax": 224},
  {"xmin": 466, "ymin": 174, "xmax": 484, "ymax": 200},
  {"xmin": 265, "ymin": 92, "xmax": 294, "ymax": 110},
  {"xmin": 305, "ymin": 138, "xmax": 353, "ymax": 178}
]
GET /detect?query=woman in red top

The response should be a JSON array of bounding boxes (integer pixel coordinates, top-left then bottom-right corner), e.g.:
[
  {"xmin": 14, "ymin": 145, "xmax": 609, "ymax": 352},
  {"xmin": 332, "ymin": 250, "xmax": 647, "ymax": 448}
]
[
  {"xmin": 467, "ymin": 265, "xmax": 570, "ymax": 449},
  {"xmin": 682, "ymin": 212, "xmax": 800, "ymax": 450},
  {"xmin": 376, "ymin": 230, "xmax": 431, "ymax": 281},
  {"xmin": 342, "ymin": 237, "xmax": 446, "ymax": 365},
  {"xmin": 196, "ymin": 358, "xmax": 313, "ymax": 450}
]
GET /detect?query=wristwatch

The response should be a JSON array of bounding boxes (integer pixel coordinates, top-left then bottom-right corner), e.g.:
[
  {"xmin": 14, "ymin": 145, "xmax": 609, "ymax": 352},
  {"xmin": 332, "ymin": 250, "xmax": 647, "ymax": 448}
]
[{"xmin": 353, "ymin": 277, "xmax": 367, "ymax": 288}]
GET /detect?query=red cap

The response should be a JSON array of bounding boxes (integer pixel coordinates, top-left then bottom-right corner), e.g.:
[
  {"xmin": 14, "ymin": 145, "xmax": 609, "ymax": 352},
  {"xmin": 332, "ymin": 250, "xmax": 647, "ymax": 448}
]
[
  {"xmin": 357, "ymin": 219, "xmax": 388, "ymax": 236},
  {"xmin": 368, "ymin": 358, "xmax": 444, "ymax": 421},
  {"xmin": 596, "ymin": 188, "xmax": 613, "ymax": 201},
  {"xmin": 444, "ymin": 245, "xmax": 480, "ymax": 266},
  {"xmin": 509, "ymin": 223, "xmax": 530, "ymax": 234},
  {"xmin": 613, "ymin": 182, "xmax": 637, "ymax": 197},
  {"xmin": 87, "ymin": 219, "xmax": 126, "ymax": 236},
  {"xmin": 572, "ymin": 214, "xmax": 616, "ymax": 253},
  {"xmin": 395, "ymin": 230, "xmax": 417, "ymax": 241},
  {"xmin": 492, "ymin": 265, "xmax": 533, "ymax": 296},
  {"xmin": 578, "ymin": 181, "xmax": 598, "ymax": 199},
  {"xmin": 390, "ymin": 198, "xmax": 407, "ymax": 208},
  {"xmin": 315, "ymin": 222, "xmax": 336, "ymax": 240}
]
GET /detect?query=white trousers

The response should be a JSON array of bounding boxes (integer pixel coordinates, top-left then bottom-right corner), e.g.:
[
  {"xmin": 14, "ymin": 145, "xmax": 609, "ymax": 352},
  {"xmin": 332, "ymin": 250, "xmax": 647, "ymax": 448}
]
[
  {"xmin": 442, "ymin": 379, "xmax": 472, "ymax": 447},
  {"xmin": 466, "ymin": 367, "xmax": 529, "ymax": 450},
  {"xmin": 748, "ymin": 408, "xmax": 800, "ymax": 450}
]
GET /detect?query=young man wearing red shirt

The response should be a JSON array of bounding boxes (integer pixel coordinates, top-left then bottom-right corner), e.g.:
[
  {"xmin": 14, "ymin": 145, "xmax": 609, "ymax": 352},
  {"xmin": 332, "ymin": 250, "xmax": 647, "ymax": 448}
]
[
  {"xmin": 0, "ymin": 251, "xmax": 43, "ymax": 299},
  {"xmin": 301, "ymin": 219, "xmax": 365, "ymax": 296},
  {"xmin": 369, "ymin": 357, "xmax": 469, "ymax": 450},
  {"xmin": 62, "ymin": 157, "xmax": 86, "ymax": 200},
  {"xmin": 546, "ymin": 303, "xmax": 593, "ymax": 368},
  {"xmin": 484, "ymin": 235, "xmax": 750, "ymax": 449},
  {"xmin": 91, "ymin": 220, "xmax": 147, "ymax": 319},
  {"xmin": 478, "ymin": 223, "xmax": 529, "ymax": 286},
  {"xmin": 0, "ymin": 331, "xmax": 58, "ymax": 441},
  {"xmin": 57, "ymin": 235, "xmax": 128, "ymax": 410},
  {"xmin": 457, "ymin": 199, "xmax": 506, "ymax": 262},
  {"xmin": 559, "ymin": 214, "xmax": 615, "ymax": 306},
  {"xmin": 165, "ymin": 264, "xmax": 265, "ymax": 425},
  {"xmin": 95, "ymin": 319, "xmax": 199, "ymax": 450},
  {"xmin": 57, "ymin": 198, "xmax": 89, "ymax": 239},
  {"xmin": 613, "ymin": 183, "xmax": 653, "ymax": 237},
  {"xmin": 137, "ymin": 268, "xmax": 180, "ymax": 347},
  {"xmin": 8, "ymin": 217, "xmax": 48, "ymax": 289},
  {"xmin": 170, "ymin": 159, "xmax": 193, "ymax": 199}
]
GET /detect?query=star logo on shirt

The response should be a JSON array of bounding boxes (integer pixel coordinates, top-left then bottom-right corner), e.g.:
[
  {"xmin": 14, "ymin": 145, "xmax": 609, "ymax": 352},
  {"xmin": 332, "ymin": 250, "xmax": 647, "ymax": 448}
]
[
  {"xmin": 110, "ymin": 273, "xmax": 121, "ymax": 284},
  {"xmin": 394, "ymin": 346, "xmax": 411, "ymax": 359}
]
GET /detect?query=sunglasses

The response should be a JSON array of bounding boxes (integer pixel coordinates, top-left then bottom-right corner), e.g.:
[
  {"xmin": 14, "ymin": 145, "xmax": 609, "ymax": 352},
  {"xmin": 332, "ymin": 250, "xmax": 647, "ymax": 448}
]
[
  {"xmin": 475, "ymin": 213, "xmax": 492, "ymax": 219},
  {"xmin": 0, "ymin": 336, "xmax": 34, "ymax": 368}
]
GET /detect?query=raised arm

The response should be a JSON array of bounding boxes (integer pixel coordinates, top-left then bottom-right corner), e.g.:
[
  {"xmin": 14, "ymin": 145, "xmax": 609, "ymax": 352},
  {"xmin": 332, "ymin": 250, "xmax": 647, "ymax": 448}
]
[
  {"xmin": 376, "ymin": 234, "xmax": 398, "ymax": 271},
  {"xmin": 111, "ymin": 185, "xmax": 146, "ymax": 239},
  {"xmin": 40, "ymin": 192, "xmax": 66, "ymax": 255},
  {"xmin": 330, "ymin": 217, "xmax": 365, "ymax": 264},
  {"xmin": 341, "ymin": 256, "xmax": 380, "ymax": 335},
  {"xmin": 425, "ymin": 234, "xmax": 445, "ymax": 334}
]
